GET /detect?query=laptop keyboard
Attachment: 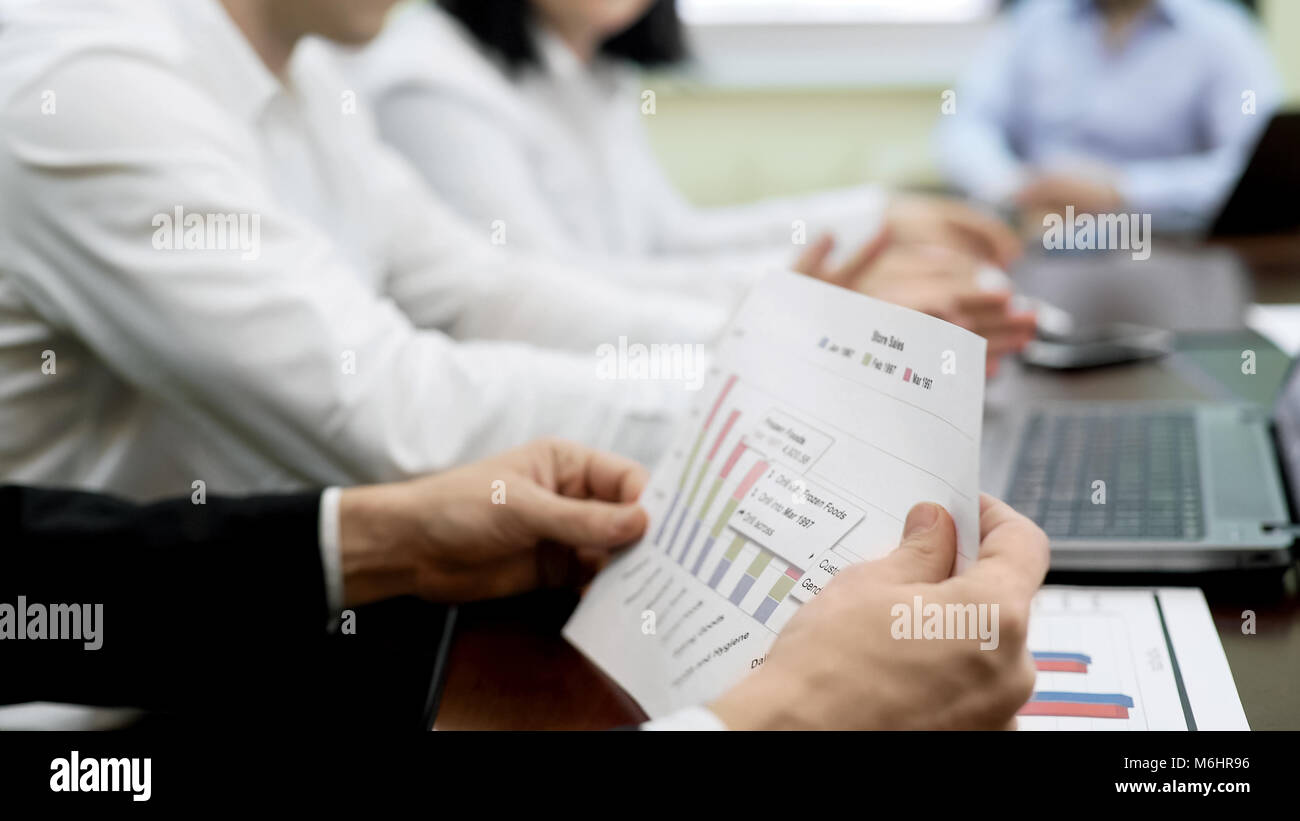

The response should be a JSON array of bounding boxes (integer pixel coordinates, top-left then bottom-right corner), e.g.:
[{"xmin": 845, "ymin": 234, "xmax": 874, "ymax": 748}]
[{"xmin": 1007, "ymin": 411, "xmax": 1205, "ymax": 540}]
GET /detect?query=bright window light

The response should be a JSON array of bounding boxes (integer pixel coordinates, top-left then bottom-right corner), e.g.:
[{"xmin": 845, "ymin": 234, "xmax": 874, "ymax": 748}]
[{"xmin": 679, "ymin": 0, "xmax": 999, "ymax": 25}]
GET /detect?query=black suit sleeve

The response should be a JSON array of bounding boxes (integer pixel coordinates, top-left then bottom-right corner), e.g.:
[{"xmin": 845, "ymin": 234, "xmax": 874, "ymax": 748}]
[{"xmin": 0, "ymin": 485, "xmax": 327, "ymax": 715}]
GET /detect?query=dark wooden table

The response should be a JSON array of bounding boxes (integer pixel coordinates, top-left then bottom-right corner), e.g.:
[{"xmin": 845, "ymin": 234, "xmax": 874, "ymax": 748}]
[{"xmin": 433, "ymin": 233, "xmax": 1300, "ymax": 731}]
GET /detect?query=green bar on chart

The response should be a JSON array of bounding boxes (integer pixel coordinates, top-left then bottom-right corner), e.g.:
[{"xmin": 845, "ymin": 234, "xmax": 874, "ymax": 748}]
[
  {"xmin": 745, "ymin": 550, "xmax": 774, "ymax": 577},
  {"xmin": 767, "ymin": 574, "xmax": 796, "ymax": 601}
]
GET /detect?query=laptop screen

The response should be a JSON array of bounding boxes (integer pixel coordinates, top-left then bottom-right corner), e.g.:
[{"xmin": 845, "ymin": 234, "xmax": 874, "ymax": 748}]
[{"xmin": 1272, "ymin": 359, "xmax": 1300, "ymax": 518}]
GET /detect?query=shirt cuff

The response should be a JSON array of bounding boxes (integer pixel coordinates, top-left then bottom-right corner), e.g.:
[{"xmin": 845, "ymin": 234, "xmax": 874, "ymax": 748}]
[
  {"xmin": 640, "ymin": 706, "xmax": 728, "ymax": 731},
  {"xmin": 318, "ymin": 486, "xmax": 344, "ymax": 627}
]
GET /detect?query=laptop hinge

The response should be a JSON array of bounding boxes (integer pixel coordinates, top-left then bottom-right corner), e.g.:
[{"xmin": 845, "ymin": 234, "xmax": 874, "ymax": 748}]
[{"xmin": 1260, "ymin": 522, "xmax": 1300, "ymax": 534}]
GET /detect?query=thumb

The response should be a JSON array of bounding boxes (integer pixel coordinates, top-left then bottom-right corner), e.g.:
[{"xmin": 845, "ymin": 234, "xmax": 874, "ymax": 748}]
[
  {"xmin": 863, "ymin": 502, "xmax": 957, "ymax": 584},
  {"xmin": 516, "ymin": 485, "xmax": 648, "ymax": 550},
  {"xmin": 791, "ymin": 233, "xmax": 835, "ymax": 279}
]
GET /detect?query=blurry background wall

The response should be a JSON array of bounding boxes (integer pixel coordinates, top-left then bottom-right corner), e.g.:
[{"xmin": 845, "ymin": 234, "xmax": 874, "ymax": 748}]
[{"xmin": 645, "ymin": 0, "xmax": 1300, "ymax": 205}]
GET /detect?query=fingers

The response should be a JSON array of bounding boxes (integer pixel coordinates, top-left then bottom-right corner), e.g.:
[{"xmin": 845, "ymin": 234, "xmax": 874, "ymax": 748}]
[
  {"xmin": 447, "ymin": 544, "xmax": 617, "ymax": 600},
  {"xmin": 835, "ymin": 226, "xmax": 892, "ymax": 286},
  {"xmin": 942, "ymin": 203, "xmax": 1023, "ymax": 269},
  {"xmin": 1015, "ymin": 178, "xmax": 1057, "ymax": 210},
  {"xmin": 953, "ymin": 289, "xmax": 1013, "ymax": 315},
  {"xmin": 534, "ymin": 540, "xmax": 617, "ymax": 590},
  {"xmin": 962, "ymin": 493, "xmax": 1050, "ymax": 602},
  {"xmin": 978, "ymin": 492, "xmax": 1028, "ymax": 540},
  {"xmin": 791, "ymin": 233, "xmax": 836, "ymax": 279},
  {"xmin": 541, "ymin": 437, "xmax": 649, "ymax": 503},
  {"xmin": 984, "ymin": 311, "xmax": 1039, "ymax": 339},
  {"xmin": 516, "ymin": 486, "xmax": 648, "ymax": 551},
  {"xmin": 878, "ymin": 244, "xmax": 979, "ymax": 287},
  {"xmin": 979, "ymin": 319, "xmax": 1037, "ymax": 356},
  {"xmin": 858, "ymin": 502, "xmax": 958, "ymax": 585},
  {"xmin": 952, "ymin": 291, "xmax": 1036, "ymax": 355}
]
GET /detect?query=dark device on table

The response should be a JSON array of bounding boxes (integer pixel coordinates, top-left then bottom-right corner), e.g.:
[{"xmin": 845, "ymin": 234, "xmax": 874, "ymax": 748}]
[
  {"xmin": 1020, "ymin": 317, "xmax": 1174, "ymax": 370},
  {"xmin": 1012, "ymin": 243, "xmax": 1250, "ymax": 370},
  {"xmin": 1210, "ymin": 111, "xmax": 1300, "ymax": 237}
]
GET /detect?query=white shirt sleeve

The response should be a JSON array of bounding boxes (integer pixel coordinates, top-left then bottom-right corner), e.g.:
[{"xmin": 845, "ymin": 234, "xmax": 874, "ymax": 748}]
[
  {"xmin": 318, "ymin": 487, "xmax": 344, "ymax": 624},
  {"xmin": 641, "ymin": 707, "xmax": 729, "ymax": 731},
  {"xmin": 0, "ymin": 49, "xmax": 714, "ymax": 482},
  {"xmin": 365, "ymin": 85, "xmax": 767, "ymax": 307},
  {"xmin": 371, "ymin": 87, "xmax": 578, "ymax": 260},
  {"xmin": 352, "ymin": 35, "xmax": 879, "ymax": 303},
  {"xmin": 367, "ymin": 142, "xmax": 732, "ymax": 350}
]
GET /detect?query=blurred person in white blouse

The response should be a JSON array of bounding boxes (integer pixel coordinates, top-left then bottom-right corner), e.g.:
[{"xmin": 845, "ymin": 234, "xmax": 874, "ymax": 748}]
[{"xmin": 345, "ymin": 0, "xmax": 1036, "ymax": 367}]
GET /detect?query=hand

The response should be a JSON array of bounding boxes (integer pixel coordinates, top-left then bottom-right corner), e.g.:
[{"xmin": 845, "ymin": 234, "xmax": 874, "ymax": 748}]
[
  {"xmin": 337, "ymin": 438, "xmax": 649, "ymax": 606},
  {"xmin": 848, "ymin": 244, "xmax": 1035, "ymax": 377},
  {"xmin": 790, "ymin": 228, "xmax": 891, "ymax": 287},
  {"xmin": 866, "ymin": 275, "xmax": 1037, "ymax": 377},
  {"xmin": 1016, "ymin": 173, "xmax": 1123, "ymax": 217},
  {"xmin": 799, "ymin": 238, "xmax": 1035, "ymax": 376},
  {"xmin": 792, "ymin": 195, "xmax": 1022, "ymax": 285},
  {"xmin": 710, "ymin": 495, "xmax": 1049, "ymax": 730},
  {"xmin": 884, "ymin": 194, "xmax": 1023, "ymax": 269}
]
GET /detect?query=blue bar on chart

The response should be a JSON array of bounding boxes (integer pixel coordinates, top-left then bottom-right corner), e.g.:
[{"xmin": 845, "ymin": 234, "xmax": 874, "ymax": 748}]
[
  {"xmin": 728, "ymin": 549, "xmax": 773, "ymax": 605},
  {"xmin": 753, "ymin": 566, "xmax": 803, "ymax": 625},
  {"xmin": 708, "ymin": 534, "xmax": 749, "ymax": 590}
]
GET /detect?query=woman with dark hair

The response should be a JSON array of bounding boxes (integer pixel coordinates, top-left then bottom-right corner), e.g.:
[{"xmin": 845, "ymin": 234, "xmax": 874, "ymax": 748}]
[
  {"xmin": 346, "ymin": 1, "xmax": 883, "ymax": 265},
  {"xmin": 344, "ymin": 0, "xmax": 1034, "ymax": 368},
  {"xmin": 438, "ymin": 0, "xmax": 687, "ymax": 71}
]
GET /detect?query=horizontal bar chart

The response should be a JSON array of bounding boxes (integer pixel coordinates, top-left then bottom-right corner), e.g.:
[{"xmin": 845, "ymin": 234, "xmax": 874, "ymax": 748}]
[
  {"xmin": 1032, "ymin": 651, "xmax": 1092, "ymax": 674},
  {"xmin": 1019, "ymin": 691, "xmax": 1135, "ymax": 719}
]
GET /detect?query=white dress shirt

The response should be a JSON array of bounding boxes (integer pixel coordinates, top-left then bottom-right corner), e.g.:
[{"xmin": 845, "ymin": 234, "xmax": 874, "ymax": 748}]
[
  {"xmin": 344, "ymin": 3, "xmax": 888, "ymax": 289},
  {"xmin": 0, "ymin": 0, "xmax": 732, "ymax": 503}
]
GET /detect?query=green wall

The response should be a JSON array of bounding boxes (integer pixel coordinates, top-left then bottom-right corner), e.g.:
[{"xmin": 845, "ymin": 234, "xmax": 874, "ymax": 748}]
[{"xmin": 646, "ymin": 5, "xmax": 1300, "ymax": 205}]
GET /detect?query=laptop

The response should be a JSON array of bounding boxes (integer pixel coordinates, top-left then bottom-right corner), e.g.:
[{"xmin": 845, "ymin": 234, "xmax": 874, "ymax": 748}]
[
  {"xmin": 1209, "ymin": 111, "xmax": 1300, "ymax": 237},
  {"xmin": 996, "ymin": 359, "xmax": 1300, "ymax": 571}
]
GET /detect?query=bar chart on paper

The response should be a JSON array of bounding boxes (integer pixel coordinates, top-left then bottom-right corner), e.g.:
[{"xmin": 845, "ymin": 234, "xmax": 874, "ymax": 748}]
[
  {"xmin": 564, "ymin": 271, "xmax": 988, "ymax": 718},
  {"xmin": 1017, "ymin": 587, "xmax": 1248, "ymax": 731}
]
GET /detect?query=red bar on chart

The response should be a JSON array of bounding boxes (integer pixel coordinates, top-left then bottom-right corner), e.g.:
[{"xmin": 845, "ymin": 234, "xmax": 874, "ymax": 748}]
[
  {"xmin": 732, "ymin": 461, "xmax": 768, "ymax": 501},
  {"xmin": 1018, "ymin": 702, "xmax": 1130, "ymax": 719}
]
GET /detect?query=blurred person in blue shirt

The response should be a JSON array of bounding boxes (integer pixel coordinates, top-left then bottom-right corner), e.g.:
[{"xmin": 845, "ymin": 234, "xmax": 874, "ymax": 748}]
[{"xmin": 936, "ymin": 0, "xmax": 1281, "ymax": 233}]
